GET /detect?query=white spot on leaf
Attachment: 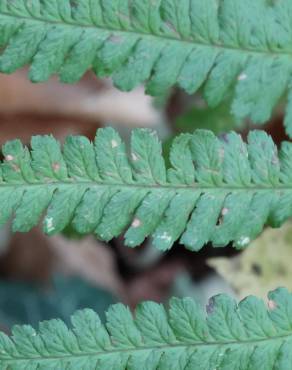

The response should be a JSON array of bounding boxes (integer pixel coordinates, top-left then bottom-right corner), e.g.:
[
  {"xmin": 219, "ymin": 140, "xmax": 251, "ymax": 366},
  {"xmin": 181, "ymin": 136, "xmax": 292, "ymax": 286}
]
[
  {"xmin": 5, "ymin": 155, "xmax": 14, "ymax": 161},
  {"xmin": 111, "ymin": 140, "xmax": 118, "ymax": 148},
  {"xmin": 132, "ymin": 218, "xmax": 141, "ymax": 228},
  {"xmin": 222, "ymin": 208, "xmax": 229, "ymax": 216},
  {"xmin": 237, "ymin": 236, "xmax": 251, "ymax": 248},
  {"xmin": 268, "ymin": 300, "xmax": 277, "ymax": 311},
  {"xmin": 158, "ymin": 232, "xmax": 172, "ymax": 243},
  {"xmin": 238, "ymin": 73, "xmax": 247, "ymax": 81},
  {"xmin": 131, "ymin": 153, "xmax": 138, "ymax": 161},
  {"xmin": 46, "ymin": 217, "xmax": 55, "ymax": 233}
]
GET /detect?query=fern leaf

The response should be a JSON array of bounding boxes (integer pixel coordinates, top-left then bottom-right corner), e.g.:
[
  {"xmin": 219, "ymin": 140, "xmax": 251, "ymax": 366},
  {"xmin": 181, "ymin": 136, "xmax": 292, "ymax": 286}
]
[
  {"xmin": 1, "ymin": 288, "xmax": 292, "ymax": 369},
  {"xmin": 0, "ymin": 127, "xmax": 292, "ymax": 251},
  {"xmin": 1, "ymin": 0, "xmax": 292, "ymax": 132}
]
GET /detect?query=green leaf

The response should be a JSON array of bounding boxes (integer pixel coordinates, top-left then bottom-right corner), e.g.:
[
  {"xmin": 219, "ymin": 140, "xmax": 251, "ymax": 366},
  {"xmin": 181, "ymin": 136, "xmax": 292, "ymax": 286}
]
[
  {"xmin": 0, "ymin": 127, "xmax": 292, "ymax": 251},
  {"xmin": 72, "ymin": 188, "xmax": 115, "ymax": 234},
  {"xmin": 43, "ymin": 186, "xmax": 87, "ymax": 235},
  {"xmin": 95, "ymin": 128, "xmax": 132, "ymax": 184},
  {"xmin": 1, "ymin": 288, "xmax": 292, "ymax": 369},
  {"xmin": 31, "ymin": 135, "xmax": 68, "ymax": 181},
  {"xmin": 2, "ymin": 0, "xmax": 292, "ymax": 134},
  {"xmin": 152, "ymin": 191, "xmax": 200, "ymax": 251},
  {"xmin": 13, "ymin": 187, "xmax": 53, "ymax": 232},
  {"xmin": 131, "ymin": 129, "xmax": 166, "ymax": 185}
]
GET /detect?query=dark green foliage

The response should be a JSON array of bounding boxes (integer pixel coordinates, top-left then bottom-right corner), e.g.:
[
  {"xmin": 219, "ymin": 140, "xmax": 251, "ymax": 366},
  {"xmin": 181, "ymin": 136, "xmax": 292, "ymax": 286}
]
[
  {"xmin": 0, "ymin": 128, "xmax": 291, "ymax": 251},
  {"xmin": 1, "ymin": 0, "xmax": 292, "ymax": 132},
  {"xmin": 0, "ymin": 288, "xmax": 292, "ymax": 369}
]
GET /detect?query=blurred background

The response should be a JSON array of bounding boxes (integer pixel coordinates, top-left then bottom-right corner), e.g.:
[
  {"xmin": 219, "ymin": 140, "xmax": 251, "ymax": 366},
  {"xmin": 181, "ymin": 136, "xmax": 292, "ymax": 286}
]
[{"xmin": 0, "ymin": 69, "xmax": 290, "ymax": 332}]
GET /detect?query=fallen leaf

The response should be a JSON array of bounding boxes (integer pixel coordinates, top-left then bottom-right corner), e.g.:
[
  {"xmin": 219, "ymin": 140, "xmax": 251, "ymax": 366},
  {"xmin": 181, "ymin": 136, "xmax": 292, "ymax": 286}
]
[{"xmin": 208, "ymin": 223, "xmax": 292, "ymax": 300}]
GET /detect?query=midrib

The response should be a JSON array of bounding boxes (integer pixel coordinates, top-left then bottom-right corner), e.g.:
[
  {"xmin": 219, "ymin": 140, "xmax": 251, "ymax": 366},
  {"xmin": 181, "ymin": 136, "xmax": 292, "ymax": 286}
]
[
  {"xmin": 0, "ymin": 180, "xmax": 292, "ymax": 193},
  {"xmin": 1, "ymin": 10, "xmax": 292, "ymax": 59},
  {"xmin": 1, "ymin": 331, "xmax": 291, "ymax": 364}
]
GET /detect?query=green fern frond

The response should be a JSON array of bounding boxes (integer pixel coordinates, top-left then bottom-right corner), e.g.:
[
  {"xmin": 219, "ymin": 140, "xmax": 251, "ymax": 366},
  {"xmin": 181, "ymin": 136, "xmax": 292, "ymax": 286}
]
[
  {"xmin": 1, "ymin": 0, "xmax": 292, "ymax": 132},
  {"xmin": 1, "ymin": 287, "xmax": 292, "ymax": 369},
  {"xmin": 0, "ymin": 127, "xmax": 292, "ymax": 251}
]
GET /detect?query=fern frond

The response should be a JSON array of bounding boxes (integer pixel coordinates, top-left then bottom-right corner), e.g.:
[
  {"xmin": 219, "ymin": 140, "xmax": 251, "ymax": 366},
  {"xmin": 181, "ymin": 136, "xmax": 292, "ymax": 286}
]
[
  {"xmin": 1, "ymin": 0, "xmax": 292, "ymax": 132},
  {"xmin": 0, "ymin": 127, "xmax": 292, "ymax": 251},
  {"xmin": 1, "ymin": 287, "xmax": 292, "ymax": 369}
]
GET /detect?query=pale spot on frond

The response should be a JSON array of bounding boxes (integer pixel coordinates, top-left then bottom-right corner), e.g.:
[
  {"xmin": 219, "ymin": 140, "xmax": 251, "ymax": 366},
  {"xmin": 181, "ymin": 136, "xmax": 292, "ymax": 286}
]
[
  {"xmin": 5, "ymin": 155, "xmax": 14, "ymax": 161},
  {"xmin": 111, "ymin": 140, "xmax": 119, "ymax": 148},
  {"xmin": 132, "ymin": 218, "xmax": 141, "ymax": 228},
  {"xmin": 238, "ymin": 73, "xmax": 247, "ymax": 81}
]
